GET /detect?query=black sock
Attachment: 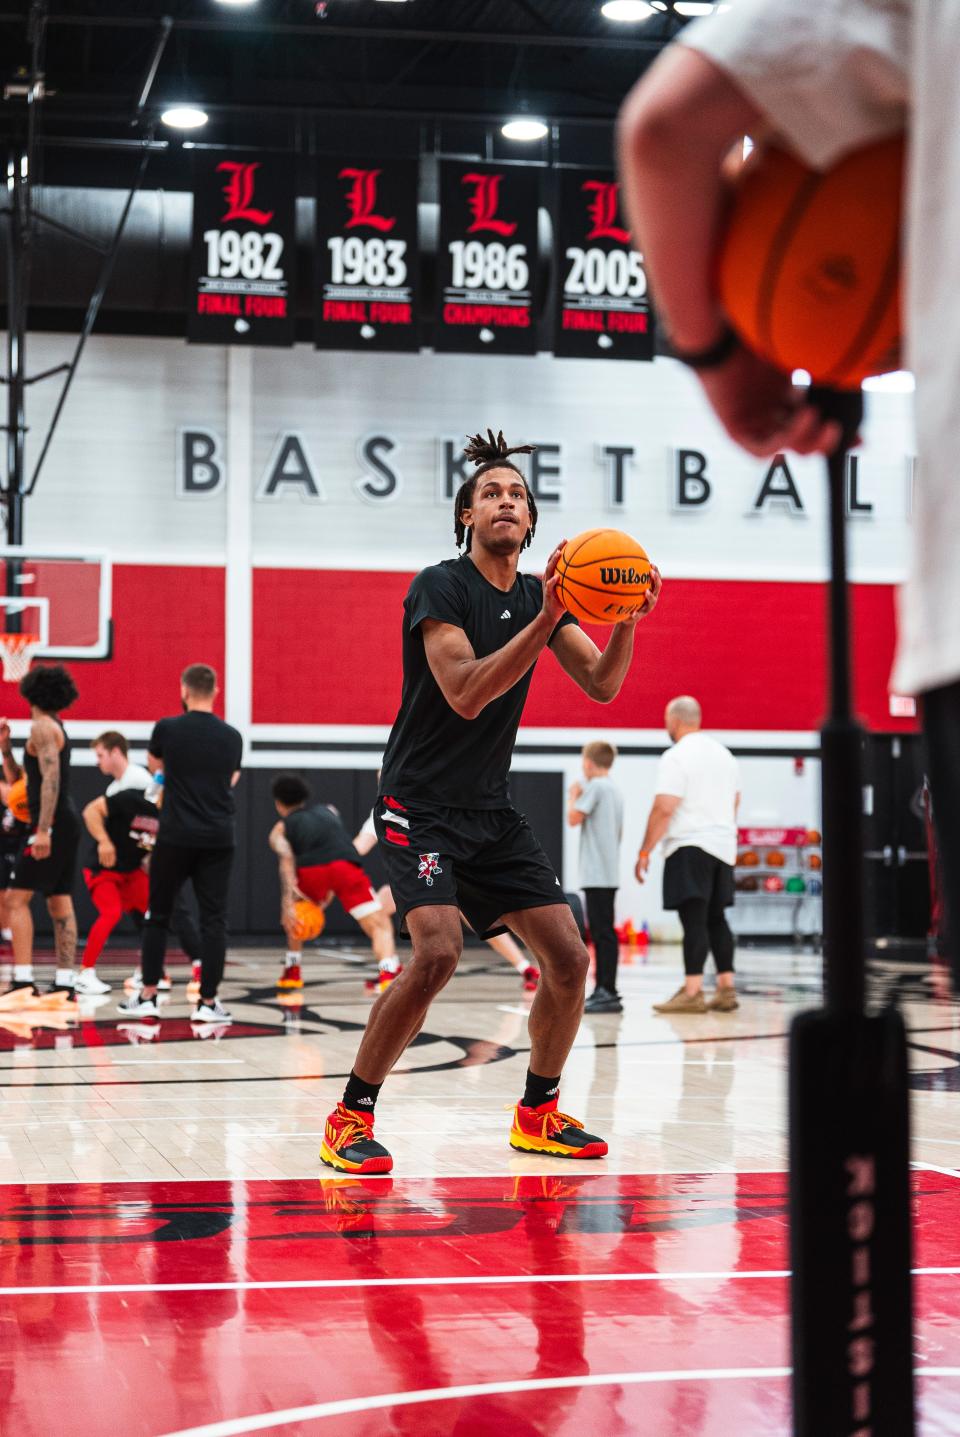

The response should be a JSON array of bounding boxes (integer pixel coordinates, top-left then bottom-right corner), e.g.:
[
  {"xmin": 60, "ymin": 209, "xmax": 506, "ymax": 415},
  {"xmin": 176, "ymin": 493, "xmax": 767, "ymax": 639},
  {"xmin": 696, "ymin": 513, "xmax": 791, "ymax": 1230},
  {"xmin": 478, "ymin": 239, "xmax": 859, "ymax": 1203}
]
[
  {"xmin": 522, "ymin": 1069, "xmax": 561, "ymax": 1109},
  {"xmin": 343, "ymin": 1070, "xmax": 383, "ymax": 1114}
]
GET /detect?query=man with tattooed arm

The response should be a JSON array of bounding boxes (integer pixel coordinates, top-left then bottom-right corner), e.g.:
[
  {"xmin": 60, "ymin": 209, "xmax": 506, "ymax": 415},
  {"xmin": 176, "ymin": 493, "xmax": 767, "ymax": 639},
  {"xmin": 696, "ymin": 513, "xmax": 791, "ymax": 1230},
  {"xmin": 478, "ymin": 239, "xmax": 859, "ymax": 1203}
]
[{"xmin": 0, "ymin": 664, "xmax": 82, "ymax": 999}]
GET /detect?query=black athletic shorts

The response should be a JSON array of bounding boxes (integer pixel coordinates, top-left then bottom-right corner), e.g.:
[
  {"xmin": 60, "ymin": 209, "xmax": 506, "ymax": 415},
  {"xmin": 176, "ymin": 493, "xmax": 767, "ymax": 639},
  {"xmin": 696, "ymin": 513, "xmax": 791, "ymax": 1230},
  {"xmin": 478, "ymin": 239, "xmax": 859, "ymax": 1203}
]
[
  {"xmin": 662, "ymin": 845, "xmax": 735, "ymax": 912},
  {"xmin": 11, "ymin": 811, "xmax": 81, "ymax": 897},
  {"xmin": 374, "ymin": 794, "xmax": 569, "ymax": 939}
]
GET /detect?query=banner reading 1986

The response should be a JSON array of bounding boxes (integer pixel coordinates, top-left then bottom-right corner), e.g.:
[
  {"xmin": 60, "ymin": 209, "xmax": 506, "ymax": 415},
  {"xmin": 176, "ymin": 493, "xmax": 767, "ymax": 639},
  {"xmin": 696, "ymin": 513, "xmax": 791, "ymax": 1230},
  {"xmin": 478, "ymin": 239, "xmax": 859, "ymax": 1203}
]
[
  {"xmin": 315, "ymin": 158, "xmax": 420, "ymax": 352},
  {"xmin": 553, "ymin": 169, "xmax": 653, "ymax": 361},
  {"xmin": 435, "ymin": 161, "xmax": 539, "ymax": 356},
  {"xmin": 187, "ymin": 153, "xmax": 296, "ymax": 347}
]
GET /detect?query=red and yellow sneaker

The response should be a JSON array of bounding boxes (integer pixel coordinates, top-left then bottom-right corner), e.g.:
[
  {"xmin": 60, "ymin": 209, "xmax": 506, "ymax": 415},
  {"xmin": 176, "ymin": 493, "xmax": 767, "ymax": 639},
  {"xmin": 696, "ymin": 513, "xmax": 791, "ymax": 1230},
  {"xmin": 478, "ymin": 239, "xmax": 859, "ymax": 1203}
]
[
  {"xmin": 522, "ymin": 965, "xmax": 540, "ymax": 992},
  {"xmin": 365, "ymin": 963, "xmax": 403, "ymax": 996},
  {"xmin": 277, "ymin": 964, "xmax": 303, "ymax": 990},
  {"xmin": 509, "ymin": 1097, "xmax": 608, "ymax": 1160},
  {"xmin": 320, "ymin": 1103, "xmax": 393, "ymax": 1174}
]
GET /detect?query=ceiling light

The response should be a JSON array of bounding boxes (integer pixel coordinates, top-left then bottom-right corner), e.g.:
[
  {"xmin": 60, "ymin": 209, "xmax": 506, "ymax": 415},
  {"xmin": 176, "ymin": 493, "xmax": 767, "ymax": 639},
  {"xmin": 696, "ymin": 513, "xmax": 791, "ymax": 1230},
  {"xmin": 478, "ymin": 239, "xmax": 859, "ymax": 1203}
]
[
  {"xmin": 214, "ymin": 0, "xmax": 258, "ymax": 7},
  {"xmin": 160, "ymin": 105, "xmax": 208, "ymax": 130},
  {"xmin": 601, "ymin": 1, "xmax": 655, "ymax": 19},
  {"xmin": 673, "ymin": 2, "xmax": 717, "ymax": 15},
  {"xmin": 502, "ymin": 117, "xmax": 548, "ymax": 142}
]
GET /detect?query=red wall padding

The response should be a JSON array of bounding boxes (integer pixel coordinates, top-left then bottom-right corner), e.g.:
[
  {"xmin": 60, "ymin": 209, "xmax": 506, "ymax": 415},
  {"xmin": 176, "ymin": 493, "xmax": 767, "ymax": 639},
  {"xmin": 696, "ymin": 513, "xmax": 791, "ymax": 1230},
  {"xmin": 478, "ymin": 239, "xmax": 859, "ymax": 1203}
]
[
  {"xmin": 252, "ymin": 568, "xmax": 915, "ymax": 734},
  {"xmin": 10, "ymin": 564, "xmax": 228, "ymax": 722}
]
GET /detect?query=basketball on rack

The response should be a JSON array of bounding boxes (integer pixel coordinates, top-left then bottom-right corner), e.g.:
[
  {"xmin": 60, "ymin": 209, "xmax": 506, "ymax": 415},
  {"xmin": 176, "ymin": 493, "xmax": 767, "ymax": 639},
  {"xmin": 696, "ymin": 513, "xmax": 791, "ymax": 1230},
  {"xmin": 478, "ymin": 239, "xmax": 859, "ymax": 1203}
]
[
  {"xmin": 554, "ymin": 529, "xmax": 653, "ymax": 625},
  {"xmin": 718, "ymin": 135, "xmax": 903, "ymax": 388}
]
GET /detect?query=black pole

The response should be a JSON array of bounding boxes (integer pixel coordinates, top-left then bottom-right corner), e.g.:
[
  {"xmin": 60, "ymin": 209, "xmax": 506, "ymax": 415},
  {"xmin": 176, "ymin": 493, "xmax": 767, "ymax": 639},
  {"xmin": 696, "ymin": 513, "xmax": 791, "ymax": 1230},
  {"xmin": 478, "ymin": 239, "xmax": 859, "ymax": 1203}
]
[
  {"xmin": 5, "ymin": 153, "xmax": 27, "ymax": 551},
  {"xmin": 789, "ymin": 385, "xmax": 914, "ymax": 1437}
]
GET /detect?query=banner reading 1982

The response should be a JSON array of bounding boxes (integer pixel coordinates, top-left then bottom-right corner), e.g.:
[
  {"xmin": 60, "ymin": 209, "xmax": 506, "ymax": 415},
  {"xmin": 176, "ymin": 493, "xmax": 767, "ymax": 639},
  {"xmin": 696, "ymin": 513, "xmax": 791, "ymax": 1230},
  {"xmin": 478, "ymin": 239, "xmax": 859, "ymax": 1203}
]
[
  {"xmin": 187, "ymin": 153, "xmax": 296, "ymax": 347},
  {"xmin": 315, "ymin": 158, "xmax": 420, "ymax": 352},
  {"xmin": 553, "ymin": 169, "xmax": 653, "ymax": 361},
  {"xmin": 435, "ymin": 161, "xmax": 539, "ymax": 356}
]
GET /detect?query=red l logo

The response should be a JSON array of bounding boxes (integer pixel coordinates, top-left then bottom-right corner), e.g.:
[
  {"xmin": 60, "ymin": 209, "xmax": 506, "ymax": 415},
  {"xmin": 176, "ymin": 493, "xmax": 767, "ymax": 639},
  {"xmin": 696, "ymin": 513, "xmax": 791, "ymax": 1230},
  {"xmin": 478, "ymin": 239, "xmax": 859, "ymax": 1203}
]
[
  {"xmin": 339, "ymin": 168, "xmax": 396, "ymax": 233},
  {"xmin": 583, "ymin": 180, "xmax": 630, "ymax": 244},
  {"xmin": 217, "ymin": 162, "xmax": 274, "ymax": 226},
  {"xmin": 462, "ymin": 173, "xmax": 517, "ymax": 237}
]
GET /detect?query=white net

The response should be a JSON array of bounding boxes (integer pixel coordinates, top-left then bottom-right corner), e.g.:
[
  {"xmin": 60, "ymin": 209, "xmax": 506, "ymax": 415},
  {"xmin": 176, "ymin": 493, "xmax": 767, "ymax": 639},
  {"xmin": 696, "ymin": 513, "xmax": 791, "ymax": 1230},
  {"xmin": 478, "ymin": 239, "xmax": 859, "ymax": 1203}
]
[{"xmin": 0, "ymin": 633, "xmax": 42, "ymax": 682}]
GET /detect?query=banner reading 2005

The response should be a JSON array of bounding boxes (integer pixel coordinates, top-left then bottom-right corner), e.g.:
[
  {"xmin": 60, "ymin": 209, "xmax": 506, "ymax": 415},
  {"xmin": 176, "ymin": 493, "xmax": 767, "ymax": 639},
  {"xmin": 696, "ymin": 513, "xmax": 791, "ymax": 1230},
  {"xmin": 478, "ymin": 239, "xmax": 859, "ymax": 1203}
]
[
  {"xmin": 315, "ymin": 158, "xmax": 420, "ymax": 352},
  {"xmin": 554, "ymin": 170, "xmax": 653, "ymax": 361},
  {"xmin": 187, "ymin": 153, "xmax": 296, "ymax": 347},
  {"xmin": 435, "ymin": 161, "xmax": 539, "ymax": 356}
]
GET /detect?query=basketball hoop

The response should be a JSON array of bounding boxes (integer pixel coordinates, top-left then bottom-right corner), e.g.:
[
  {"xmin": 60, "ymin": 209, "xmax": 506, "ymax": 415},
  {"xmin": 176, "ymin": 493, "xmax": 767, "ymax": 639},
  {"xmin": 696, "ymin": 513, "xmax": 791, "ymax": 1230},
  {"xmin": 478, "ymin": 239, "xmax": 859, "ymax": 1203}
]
[{"xmin": 0, "ymin": 632, "xmax": 42, "ymax": 682}]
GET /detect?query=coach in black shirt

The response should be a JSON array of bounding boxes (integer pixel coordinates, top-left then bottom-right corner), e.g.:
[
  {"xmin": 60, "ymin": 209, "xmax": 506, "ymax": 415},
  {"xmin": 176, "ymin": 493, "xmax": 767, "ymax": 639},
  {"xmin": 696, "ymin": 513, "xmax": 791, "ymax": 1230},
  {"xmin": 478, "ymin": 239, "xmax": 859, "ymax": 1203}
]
[{"xmin": 118, "ymin": 663, "xmax": 242, "ymax": 1023}]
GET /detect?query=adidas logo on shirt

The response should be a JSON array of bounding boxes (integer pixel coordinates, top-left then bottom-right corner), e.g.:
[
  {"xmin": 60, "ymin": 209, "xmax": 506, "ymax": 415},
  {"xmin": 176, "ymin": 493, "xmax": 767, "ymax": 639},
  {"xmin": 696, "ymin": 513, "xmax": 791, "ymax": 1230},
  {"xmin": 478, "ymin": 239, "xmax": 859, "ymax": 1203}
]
[{"xmin": 500, "ymin": 609, "xmax": 511, "ymax": 619}]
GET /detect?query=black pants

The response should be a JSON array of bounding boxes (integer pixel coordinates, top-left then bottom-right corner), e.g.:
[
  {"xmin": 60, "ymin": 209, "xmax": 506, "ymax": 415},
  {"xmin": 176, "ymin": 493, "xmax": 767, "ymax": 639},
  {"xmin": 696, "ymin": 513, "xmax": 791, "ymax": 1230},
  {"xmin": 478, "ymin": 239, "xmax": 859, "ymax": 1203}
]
[
  {"xmin": 584, "ymin": 887, "xmax": 619, "ymax": 993},
  {"xmin": 129, "ymin": 886, "xmax": 202, "ymax": 965},
  {"xmin": 923, "ymin": 680, "xmax": 960, "ymax": 990},
  {"xmin": 677, "ymin": 891, "xmax": 735, "ymax": 978},
  {"xmin": 142, "ymin": 842, "xmax": 234, "ymax": 999}
]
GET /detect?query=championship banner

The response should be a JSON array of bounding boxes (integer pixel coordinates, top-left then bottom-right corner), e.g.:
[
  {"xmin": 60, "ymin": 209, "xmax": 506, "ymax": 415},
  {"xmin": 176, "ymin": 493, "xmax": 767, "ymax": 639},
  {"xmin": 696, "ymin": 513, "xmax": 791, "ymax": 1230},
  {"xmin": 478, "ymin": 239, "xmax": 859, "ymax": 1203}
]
[
  {"xmin": 315, "ymin": 158, "xmax": 420, "ymax": 352},
  {"xmin": 187, "ymin": 153, "xmax": 296, "ymax": 347},
  {"xmin": 435, "ymin": 161, "xmax": 539, "ymax": 356},
  {"xmin": 553, "ymin": 170, "xmax": 654, "ymax": 361}
]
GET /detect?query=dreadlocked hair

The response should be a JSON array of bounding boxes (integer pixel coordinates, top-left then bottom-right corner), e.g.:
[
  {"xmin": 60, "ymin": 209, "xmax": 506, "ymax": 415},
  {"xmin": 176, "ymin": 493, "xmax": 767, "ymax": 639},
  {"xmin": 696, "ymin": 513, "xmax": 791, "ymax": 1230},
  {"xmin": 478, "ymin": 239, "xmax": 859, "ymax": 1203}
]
[{"xmin": 454, "ymin": 428, "xmax": 538, "ymax": 553}]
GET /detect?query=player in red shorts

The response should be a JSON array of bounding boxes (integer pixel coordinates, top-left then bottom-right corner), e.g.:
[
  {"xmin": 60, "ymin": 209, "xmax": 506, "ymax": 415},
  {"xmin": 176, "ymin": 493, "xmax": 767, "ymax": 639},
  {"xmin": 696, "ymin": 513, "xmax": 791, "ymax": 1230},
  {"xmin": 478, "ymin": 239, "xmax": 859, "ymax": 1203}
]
[
  {"xmin": 269, "ymin": 775, "xmax": 400, "ymax": 990},
  {"xmin": 78, "ymin": 786, "xmax": 160, "ymax": 995}
]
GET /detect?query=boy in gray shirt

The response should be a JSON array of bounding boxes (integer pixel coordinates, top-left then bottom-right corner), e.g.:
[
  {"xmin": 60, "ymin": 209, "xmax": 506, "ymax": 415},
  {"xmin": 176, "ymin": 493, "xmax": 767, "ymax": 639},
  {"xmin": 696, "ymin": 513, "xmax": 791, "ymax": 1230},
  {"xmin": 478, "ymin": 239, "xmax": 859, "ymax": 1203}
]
[{"xmin": 568, "ymin": 740, "xmax": 624, "ymax": 1013}]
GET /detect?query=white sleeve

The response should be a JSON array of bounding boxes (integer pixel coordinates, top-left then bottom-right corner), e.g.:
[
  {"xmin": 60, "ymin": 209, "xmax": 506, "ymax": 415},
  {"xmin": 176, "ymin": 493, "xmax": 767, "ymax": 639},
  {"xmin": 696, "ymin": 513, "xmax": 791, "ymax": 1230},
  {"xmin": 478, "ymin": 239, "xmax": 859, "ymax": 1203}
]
[
  {"xmin": 655, "ymin": 748, "xmax": 687, "ymax": 799},
  {"xmin": 361, "ymin": 811, "xmax": 377, "ymax": 839},
  {"xmin": 679, "ymin": 0, "xmax": 909, "ymax": 170}
]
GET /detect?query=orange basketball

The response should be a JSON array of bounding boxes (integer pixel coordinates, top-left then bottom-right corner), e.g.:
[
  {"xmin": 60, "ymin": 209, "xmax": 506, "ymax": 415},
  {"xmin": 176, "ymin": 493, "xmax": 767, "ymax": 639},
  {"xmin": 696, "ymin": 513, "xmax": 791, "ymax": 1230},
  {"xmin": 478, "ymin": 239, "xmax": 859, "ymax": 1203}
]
[
  {"xmin": 808, "ymin": 853, "xmax": 823, "ymax": 871},
  {"xmin": 718, "ymin": 135, "xmax": 903, "ymax": 389},
  {"xmin": 766, "ymin": 850, "xmax": 785, "ymax": 868},
  {"xmin": 555, "ymin": 528, "xmax": 652, "ymax": 625},
  {"xmin": 6, "ymin": 778, "xmax": 29, "ymax": 825},
  {"xmin": 292, "ymin": 898, "xmax": 325, "ymax": 943}
]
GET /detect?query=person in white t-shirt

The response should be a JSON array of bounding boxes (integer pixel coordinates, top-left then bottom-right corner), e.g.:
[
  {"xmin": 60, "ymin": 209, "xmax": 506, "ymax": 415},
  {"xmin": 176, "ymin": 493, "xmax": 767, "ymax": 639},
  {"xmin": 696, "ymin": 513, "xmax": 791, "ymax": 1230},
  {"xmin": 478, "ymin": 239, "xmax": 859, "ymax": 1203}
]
[
  {"xmin": 636, "ymin": 696, "xmax": 740, "ymax": 1014},
  {"xmin": 92, "ymin": 731, "xmax": 152, "ymax": 797},
  {"xmin": 616, "ymin": 0, "xmax": 960, "ymax": 986}
]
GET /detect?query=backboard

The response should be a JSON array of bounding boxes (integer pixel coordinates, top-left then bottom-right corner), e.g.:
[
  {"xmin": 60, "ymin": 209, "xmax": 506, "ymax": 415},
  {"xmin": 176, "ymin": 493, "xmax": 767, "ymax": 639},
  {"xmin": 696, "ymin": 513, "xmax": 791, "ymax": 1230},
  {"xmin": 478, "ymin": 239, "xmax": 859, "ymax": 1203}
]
[{"xmin": 0, "ymin": 550, "xmax": 112, "ymax": 660}]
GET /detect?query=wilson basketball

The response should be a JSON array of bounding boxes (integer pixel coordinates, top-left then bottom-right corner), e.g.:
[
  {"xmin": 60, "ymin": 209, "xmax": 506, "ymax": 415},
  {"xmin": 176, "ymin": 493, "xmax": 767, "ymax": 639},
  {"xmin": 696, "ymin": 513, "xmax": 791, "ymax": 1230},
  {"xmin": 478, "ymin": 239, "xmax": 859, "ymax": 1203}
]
[
  {"xmin": 718, "ymin": 135, "xmax": 903, "ymax": 389},
  {"xmin": 6, "ymin": 778, "xmax": 30, "ymax": 826},
  {"xmin": 555, "ymin": 528, "xmax": 652, "ymax": 625},
  {"xmin": 292, "ymin": 898, "xmax": 325, "ymax": 943}
]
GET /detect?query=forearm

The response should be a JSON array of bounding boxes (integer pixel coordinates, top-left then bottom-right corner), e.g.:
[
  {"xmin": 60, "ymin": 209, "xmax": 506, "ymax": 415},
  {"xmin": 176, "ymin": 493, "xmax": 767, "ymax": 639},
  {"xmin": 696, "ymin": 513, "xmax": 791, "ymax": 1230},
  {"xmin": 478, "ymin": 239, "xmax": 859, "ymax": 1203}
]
[
  {"xmin": 37, "ymin": 764, "xmax": 59, "ymax": 832},
  {"xmin": 84, "ymin": 806, "xmax": 109, "ymax": 842},
  {"xmin": 618, "ymin": 49, "xmax": 757, "ymax": 349},
  {"xmin": 278, "ymin": 853, "xmax": 298, "ymax": 906},
  {"xmin": 1, "ymin": 746, "xmax": 21, "ymax": 783},
  {"xmin": 446, "ymin": 612, "xmax": 554, "ymax": 719},
  {"xmin": 585, "ymin": 622, "xmax": 636, "ymax": 703},
  {"xmin": 639, "ymin": 807, "xmax": 671, "ymax": 857}
]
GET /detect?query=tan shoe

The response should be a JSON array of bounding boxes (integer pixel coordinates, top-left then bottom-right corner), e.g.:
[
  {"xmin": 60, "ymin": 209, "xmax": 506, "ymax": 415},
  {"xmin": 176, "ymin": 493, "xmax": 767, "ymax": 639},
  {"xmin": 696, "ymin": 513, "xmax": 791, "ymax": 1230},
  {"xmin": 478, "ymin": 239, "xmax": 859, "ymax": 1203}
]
[
  {"xmin": 706, "ymin": 988, "xmax": 739, "ymax": 1012},
  {"xmin": 653, "ymin": 987, "xmax": 707, "ymax": 1015}
]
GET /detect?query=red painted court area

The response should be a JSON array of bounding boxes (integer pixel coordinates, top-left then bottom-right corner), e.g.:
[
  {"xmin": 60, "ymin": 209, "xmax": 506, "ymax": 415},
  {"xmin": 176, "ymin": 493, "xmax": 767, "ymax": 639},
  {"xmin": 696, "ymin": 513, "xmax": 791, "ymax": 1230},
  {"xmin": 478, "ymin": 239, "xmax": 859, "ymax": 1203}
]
[{"xmin": 3, "ymin": 1170, "xmax": 959, "ymax": 1436}]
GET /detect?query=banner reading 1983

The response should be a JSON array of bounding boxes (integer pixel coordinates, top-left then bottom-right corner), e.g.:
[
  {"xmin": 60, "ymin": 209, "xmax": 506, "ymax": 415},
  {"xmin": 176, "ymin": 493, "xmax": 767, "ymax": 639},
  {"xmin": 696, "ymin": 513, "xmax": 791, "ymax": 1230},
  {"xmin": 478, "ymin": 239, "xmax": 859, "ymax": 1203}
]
[
  {"xmin": 553, "ymin": 169, "xmax": 653, "ymax": 361},
  {"xmin": 435, "ymin": 161, "xmax": 539, "ymax": 356},
  {"xmin": 314, "ymin": 158, "xmax": 420, "ymax": 352},
  {"xmin": 187, "ymin": 153, "xmax": 297, "ymax": 347}
]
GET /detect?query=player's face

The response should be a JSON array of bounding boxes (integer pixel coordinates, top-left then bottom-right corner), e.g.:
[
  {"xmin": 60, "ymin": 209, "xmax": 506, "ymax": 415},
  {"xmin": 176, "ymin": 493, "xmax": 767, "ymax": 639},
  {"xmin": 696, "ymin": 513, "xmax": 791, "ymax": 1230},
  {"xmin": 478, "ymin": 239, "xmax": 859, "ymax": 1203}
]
[
  {"xmin": 462, "ymin": 470, "xmax": 532, "ymax": 555},
  {"xmin": 94, "ymin": 744, "xmax": 115, "ymax": 775}
]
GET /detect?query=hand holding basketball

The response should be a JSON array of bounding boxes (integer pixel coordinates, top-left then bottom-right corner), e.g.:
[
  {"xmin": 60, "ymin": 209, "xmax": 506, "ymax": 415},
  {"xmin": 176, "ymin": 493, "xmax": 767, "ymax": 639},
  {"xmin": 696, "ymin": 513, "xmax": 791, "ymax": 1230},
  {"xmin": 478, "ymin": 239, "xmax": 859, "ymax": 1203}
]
[
  {"xmin": 539, "ymin": 541, "xmax": 567, "ymax": 624},
  {"xmin": 555, "ymin": 529, "xmax": 654, "ymax": 625}
]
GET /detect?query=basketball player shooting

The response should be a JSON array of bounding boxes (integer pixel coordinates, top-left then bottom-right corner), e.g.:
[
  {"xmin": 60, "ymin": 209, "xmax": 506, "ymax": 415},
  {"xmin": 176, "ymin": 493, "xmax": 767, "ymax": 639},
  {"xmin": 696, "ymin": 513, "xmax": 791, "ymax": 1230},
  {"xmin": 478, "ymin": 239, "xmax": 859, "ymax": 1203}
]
[{"xmin": 320, "ymin": 429, "xmax": 662, "ymax": 1174}]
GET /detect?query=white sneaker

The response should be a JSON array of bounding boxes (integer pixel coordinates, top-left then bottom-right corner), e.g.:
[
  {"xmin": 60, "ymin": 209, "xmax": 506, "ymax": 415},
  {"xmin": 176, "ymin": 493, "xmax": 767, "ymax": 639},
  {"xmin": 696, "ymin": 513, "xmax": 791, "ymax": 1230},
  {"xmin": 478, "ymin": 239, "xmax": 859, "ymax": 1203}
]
[
  {"xmin": 74, "ymin": 969, "xmax": 111, "ymax": 995},
  {"xmin": 117, "ymin": 993, "xmax": 160, "ymax": 1018},
  {"xmin": 192, "ymin": 998, "xmax": 232, "ymax": 1024},
  {"xmin": 125, "ymin": 970, "xmax": 172, "ymax": 992}
]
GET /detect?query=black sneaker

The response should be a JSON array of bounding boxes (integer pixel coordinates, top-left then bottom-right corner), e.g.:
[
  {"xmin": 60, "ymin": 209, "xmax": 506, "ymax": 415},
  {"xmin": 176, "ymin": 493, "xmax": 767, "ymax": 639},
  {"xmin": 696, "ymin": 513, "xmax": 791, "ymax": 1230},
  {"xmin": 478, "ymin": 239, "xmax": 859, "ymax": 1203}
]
[
  {"xmin": 584, "ymin": 987, "xmax": 623, "ymax": 1014},
  {"xmin": 47, "ymin": 983, "xmax": 78, "ymax": 1003}
]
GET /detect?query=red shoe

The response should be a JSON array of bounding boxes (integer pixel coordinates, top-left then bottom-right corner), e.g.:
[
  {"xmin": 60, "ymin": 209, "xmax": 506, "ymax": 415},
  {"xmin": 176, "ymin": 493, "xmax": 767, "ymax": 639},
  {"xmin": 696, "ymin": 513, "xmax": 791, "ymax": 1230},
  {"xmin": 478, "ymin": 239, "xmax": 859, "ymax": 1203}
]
[
  {"xmin": 320, "ymin": 1103, "xmax": 393, "ymax": 1174},
  {"xmin": 365, "ymin": 963, "xmax": 403, "ymax": 995},
  {"xmin": 522, "ymin": 965, "xmax": 540, "ymax": 992},
  {"xmin": 509, "ymin": 1097, "xmax": 608, "ymax": 1160},
  {"xmin": 277, "ymin": 964, "xmax": 303, "ymax": 990}
]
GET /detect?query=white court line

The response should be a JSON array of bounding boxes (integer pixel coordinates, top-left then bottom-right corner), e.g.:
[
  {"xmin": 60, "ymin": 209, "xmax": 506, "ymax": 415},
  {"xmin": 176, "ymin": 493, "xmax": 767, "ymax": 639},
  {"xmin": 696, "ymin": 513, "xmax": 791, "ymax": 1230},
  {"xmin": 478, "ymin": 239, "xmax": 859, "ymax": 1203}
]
[
  {"xmin": 156, "ymin": 1368, "xmax": 960, "ymax": 1437},
  {"xmin": 913, "ymin": 1162, "xmax": 960, "ymax": 1180},
  {"xmin": 7, "ymin": 1264, "xmax": 960, "ymax": 1298},
  {"xmin": 79, "ymin": 1059, "xmax": 246, "ymax": 1068}
]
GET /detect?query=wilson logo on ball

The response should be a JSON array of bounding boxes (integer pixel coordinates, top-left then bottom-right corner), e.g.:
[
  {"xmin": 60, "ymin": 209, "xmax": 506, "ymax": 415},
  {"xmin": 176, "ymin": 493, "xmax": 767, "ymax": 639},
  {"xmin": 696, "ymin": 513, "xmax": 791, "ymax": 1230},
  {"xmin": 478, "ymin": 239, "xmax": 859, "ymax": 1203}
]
[{"xmin": 599, "ymin": 565, "xmax": 650, "ymax": 586}]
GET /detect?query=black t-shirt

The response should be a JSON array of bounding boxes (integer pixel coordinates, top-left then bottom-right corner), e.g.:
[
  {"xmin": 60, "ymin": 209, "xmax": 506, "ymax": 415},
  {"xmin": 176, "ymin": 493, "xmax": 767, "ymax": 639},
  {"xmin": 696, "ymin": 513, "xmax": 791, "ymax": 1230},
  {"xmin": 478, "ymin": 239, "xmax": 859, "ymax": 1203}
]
[
  {"xmin": 379, "ymin": 556, "xmax": 577, "ymax": 808},
  {"xmin": 148, "ymin": 712, "xmax": 243, "ymax": 847},
  {"xmin": 94, "ymin": 790, "xmax": 160, "ymax": 874},
  {"xmin": 283, "ymin": 804, "xmax": 359, "ymax": 869}
]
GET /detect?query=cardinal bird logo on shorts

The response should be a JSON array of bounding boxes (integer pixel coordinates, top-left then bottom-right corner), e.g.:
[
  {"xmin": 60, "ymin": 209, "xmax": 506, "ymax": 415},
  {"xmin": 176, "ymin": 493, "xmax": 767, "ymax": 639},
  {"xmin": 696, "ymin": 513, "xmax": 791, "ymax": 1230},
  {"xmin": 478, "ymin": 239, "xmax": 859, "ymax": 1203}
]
[{"xmin": 417, "ymin": 853, "xmax": 443, "ymax": 886}]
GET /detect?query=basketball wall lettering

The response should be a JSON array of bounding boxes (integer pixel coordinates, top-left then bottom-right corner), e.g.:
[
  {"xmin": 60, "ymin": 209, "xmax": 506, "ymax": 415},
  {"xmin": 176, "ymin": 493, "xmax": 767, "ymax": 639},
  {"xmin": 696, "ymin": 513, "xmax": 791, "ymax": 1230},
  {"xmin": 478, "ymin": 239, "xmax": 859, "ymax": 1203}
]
[
  {"xmin": 177, "ymin": 428, "xmax": 225, "ymax": 498},
  {"xmin": 315, "ymin": 159, "xmax": 420, "ymax": 353},
  {"xmin": 435, "ymin": 162, "xmax": 540, "ymax": 356},
  {"xmin": 673, "ymin": 451, "xmax": 712, "ymax": 510},
  {"xmin": 554, "ymin": 170, "xmax": 654, "ymax": 361},
  {"xmin": 753, "ymin": 457, "xmax": 805, "ymax": 515},
  {"xmin": 355, "ymin": 434, "xmax": 402, "ymax": 503},
  {"xmin": 188, "ymin": 154, "xmax": 297, "ymax": 347},
  {"xmin": 602, "ymin": 446, "xmax": 634, "ymax": 507},
  {"xmin": 255, "ymin": 434, "xmax": 324, "ymax": 502}
]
